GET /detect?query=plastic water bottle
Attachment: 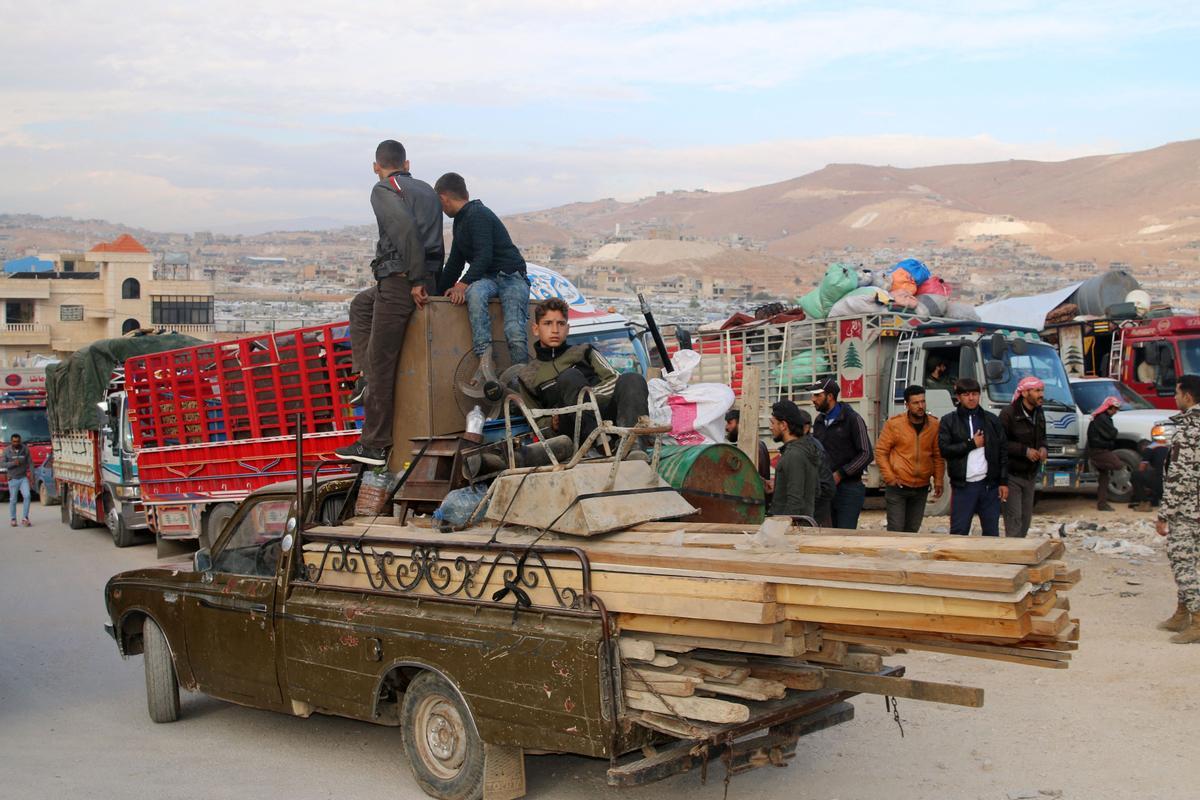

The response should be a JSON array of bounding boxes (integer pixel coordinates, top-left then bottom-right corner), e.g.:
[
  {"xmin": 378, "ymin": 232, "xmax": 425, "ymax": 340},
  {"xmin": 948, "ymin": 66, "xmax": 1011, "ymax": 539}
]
[{"xmin": 466, "ymin": 405, "xmax": 485, "ymax": 436}]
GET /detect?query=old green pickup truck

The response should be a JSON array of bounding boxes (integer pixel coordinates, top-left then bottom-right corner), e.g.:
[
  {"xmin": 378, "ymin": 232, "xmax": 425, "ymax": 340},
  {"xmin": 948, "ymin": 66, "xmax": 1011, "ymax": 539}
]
[{"xmin": 104, "ymin": 477, "xmax": 900, "ymax": 800}]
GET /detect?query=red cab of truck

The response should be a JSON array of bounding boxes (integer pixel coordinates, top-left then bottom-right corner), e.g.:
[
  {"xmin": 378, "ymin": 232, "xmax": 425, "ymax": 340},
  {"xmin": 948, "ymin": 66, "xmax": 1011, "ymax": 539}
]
[
  {"xmin": 0, "ymin": 368, "xmax": 52, "ymax": 497},
  {"xmin": 1116, "ymin": 315, "xmax": 1200, "ymax": 409}
]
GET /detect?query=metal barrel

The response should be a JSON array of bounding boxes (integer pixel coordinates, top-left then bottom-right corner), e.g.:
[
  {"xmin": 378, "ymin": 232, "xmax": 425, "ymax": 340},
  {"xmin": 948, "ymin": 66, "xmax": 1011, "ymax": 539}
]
[
  {"xmin": 655, "ymin": 443, "xmax": 766, "ymax": 525},
  {"xmin": 1071, "ymin": 270, "xmax": 1140, "ymax": 316}
]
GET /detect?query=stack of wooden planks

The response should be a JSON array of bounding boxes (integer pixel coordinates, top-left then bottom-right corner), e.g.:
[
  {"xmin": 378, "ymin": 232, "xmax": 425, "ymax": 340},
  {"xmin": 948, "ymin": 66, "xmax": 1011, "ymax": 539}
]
[{"xmin": 301, "ymin": 520, "xmax": 1080, "ymax": 674}]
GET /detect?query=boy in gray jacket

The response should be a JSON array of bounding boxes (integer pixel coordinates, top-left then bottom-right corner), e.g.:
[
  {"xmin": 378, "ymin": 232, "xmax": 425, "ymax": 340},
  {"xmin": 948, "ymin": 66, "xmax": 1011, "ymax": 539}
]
[{"xmin": 4, "ymin": 433, "xmax": 32, "ymax": 526}]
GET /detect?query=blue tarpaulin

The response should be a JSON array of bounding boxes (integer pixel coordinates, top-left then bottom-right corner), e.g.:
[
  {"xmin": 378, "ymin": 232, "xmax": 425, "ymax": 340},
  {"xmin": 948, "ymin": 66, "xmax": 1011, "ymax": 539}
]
[{"xmin": 4, "ymin": 256, "xmax": 54, "ymax": 274}]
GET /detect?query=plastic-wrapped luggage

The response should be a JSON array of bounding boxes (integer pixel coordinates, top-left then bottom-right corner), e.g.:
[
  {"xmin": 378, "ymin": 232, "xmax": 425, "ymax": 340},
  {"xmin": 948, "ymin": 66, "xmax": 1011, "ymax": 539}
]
[
  {"xmin": 828, "ymin": 287, "xmax": 890, "ymax": 318},
  {"xmin": 946, "ymin": 301, "xmax": 981, "ymax": 321},
  {"xmin": 798, "ymin": 262, "xmax": 859, "ymax": 319},
  {"xmin": 917, "ymin": 276, "xmax": 952, "ymax": 297},
  {"xmin": 770, "ymin": 349, "xmax": 833, "ymax": 385}
]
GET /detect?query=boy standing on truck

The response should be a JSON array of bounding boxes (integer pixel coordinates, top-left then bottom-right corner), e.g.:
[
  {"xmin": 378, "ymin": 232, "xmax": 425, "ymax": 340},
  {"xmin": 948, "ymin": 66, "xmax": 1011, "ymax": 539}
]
[
  {"xmin": 4, "ymin": 433, "xmax": 31, "ymax": 526},
  {"xmin": 337, "ymin": 140, "xmax": 431, "ymax": 466},
  {"xmin": 810, "ymin": 379, "xmax": 873, "ymax": 529},
  {"xmin": 1155, "ymin": 373, "xmax": 1200, "ymax": 644},
  {"xmin": 517, "ymin": 297, "xmax": 649, "ymax": 451},
  {"xmin": 435, "ymin": 172, "xmax": 530, "ymax": 383},
  {"xmin": 999, "ymin": 376, "xmax": 1048, "ymax": 537},
  {"xmin": 938, "ymin": 378, "xmax": 1009, "ymax": 536},
  {"xmin": 875, "ymin": 385, "xmax": 945, "ymax": 533}
]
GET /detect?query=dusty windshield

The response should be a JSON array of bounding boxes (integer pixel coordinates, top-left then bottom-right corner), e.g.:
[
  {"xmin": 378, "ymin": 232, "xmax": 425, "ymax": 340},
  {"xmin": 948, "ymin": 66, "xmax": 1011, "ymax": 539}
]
[
  {"xmin": 1071, "ymin": 380, "xmax": 1154, "ymax": 414},
  {"xmin": 981, "ymin": 340, "xmax": 1074, "ymax": 410},
  {"xmin": 1179, "ymin": 337, "xmax": 1200, "ymax": 375}
]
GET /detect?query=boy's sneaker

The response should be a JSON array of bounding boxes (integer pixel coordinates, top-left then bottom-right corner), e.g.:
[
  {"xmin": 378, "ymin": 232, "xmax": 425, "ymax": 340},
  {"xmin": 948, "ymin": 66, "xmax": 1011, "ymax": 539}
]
[
  {"xmin": 8, "ymin": 519, "xmax": 14, "ymax": 527},
  {"xmin": 348, "ymin": 375, "xmax": 368, "ymax": 406},
  {"xmin": 21, "ymin": 518, "xmax": 30, "ymax": 527},
  {"xmin": 335, "ymin": 441, "xmax": 387, "ymax": 466}
]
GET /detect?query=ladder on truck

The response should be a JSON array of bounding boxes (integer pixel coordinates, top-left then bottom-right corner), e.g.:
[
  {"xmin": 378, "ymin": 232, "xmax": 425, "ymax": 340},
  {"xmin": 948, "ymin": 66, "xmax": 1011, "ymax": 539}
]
[
  {"xmin": 1108, "ymin": 325, "xmax": 1126, "ymax": 379},
  {"xmin": 891, "ymin": 329, "xmax": 920, "ymax": 402}
]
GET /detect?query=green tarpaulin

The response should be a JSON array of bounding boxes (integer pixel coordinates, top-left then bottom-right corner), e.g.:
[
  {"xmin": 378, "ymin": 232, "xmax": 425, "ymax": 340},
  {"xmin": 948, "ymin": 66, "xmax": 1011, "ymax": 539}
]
[{"xmin": 45, "ymin": 332, "xmax": 202, "ymax": 434}]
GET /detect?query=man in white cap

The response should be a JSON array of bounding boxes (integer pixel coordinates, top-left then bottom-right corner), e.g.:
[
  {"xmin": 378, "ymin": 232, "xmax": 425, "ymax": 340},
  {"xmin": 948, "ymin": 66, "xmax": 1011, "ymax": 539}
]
[
  {"xmin": 1087, "ymin": 395, "xmax": 1123, "ymax": 511},
  {"xmin": 999, "ymin": 376, "xmax": 1048, "ymax": 537}
]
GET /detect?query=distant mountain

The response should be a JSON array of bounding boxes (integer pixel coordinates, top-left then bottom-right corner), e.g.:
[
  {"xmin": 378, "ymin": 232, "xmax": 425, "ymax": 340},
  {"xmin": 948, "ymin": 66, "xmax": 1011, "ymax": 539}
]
[{"xmin": 506, "ymin": 139, "xmax": 1200, "ymax": 267}]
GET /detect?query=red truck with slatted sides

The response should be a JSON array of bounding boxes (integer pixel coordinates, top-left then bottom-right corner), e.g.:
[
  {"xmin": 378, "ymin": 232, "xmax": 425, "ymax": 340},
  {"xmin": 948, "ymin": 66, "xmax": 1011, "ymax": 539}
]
[
  {"xmin": 124, "ymin": 321, "xmax": 361, "ymax": 551},
  {"xmin": 0, "ymin": 368, "xmax": 53, "ymax": 502}
]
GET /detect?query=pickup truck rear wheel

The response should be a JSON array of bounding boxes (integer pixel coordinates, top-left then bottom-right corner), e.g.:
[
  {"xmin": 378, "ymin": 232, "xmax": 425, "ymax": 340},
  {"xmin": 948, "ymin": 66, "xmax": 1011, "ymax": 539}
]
[
  {"xmin": 401, "ymin": 672, "xmax": 485, "ymax": 800},
  {"xmin": 142, "ymin": 618, "xmax": 180, "ymax": 723},
  {"xmin": 1107, "ymin": 448, "xmax": 1140, "ymax": 504},
  {"xmin": 105, "ymin": 494, "xmax": 137, "ymax": 548}
]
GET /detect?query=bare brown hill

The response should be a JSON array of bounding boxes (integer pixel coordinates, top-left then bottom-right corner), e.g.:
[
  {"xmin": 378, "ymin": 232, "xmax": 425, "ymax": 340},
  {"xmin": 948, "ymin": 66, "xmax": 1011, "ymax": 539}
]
[{"xmin": 506, "ymin": 139, "xmax": 1200, "ymax": 267}]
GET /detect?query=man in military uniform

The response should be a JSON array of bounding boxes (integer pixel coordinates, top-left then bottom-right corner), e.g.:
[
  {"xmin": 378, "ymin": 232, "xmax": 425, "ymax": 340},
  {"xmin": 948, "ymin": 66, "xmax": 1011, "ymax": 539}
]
[{"xmin": 1156, "ymin": 373, "xmax": 1200, "ymax": 644}]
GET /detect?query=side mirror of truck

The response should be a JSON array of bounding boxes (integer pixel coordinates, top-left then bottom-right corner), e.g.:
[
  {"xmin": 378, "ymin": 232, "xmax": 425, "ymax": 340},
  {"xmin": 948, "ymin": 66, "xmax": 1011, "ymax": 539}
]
[
  {"xmin": 990, "ymin": 332, "xmax": 1008, "ymax": 358},
  {"xmin": 1011, "ymin": 338, "xmax": 1028, "ymax": 356},
  {"xmin": 194, "ymin": 548, "xmax": 213, "ymax": 574},
  {"xmin": 984, "ymin": 360, "xmax": 1008, "ymax": 384},
  {"xmin": 958, "ymin": 343, "xmax": 978, "ymax": 380}
]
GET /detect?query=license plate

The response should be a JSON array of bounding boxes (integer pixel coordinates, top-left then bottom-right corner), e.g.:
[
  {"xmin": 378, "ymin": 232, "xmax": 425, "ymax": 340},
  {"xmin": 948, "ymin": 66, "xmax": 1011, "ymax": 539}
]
[
  {"xmin": 161, "ymin": 511, "xmax": 189, "ymax": 527},
  {"xmin": 1053, "ymin": 472, "xmax": 1071, "ymax": 487}
]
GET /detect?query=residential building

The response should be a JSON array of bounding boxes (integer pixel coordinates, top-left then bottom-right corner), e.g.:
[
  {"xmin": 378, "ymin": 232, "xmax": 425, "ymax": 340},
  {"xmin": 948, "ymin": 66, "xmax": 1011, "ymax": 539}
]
[{"xmin": 0, "ymin": 234, "xmax": 215, "ymax": 366}]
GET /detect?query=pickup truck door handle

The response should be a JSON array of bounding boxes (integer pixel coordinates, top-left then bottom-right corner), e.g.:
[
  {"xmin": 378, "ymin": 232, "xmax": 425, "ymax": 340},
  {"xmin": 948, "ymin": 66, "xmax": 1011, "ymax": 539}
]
[
  {"xmin": 249, "ymin": 603, "xmax": 269, "ymax": 613},
  {"xmin": 198, "ymin": 597, "xmax": 270, "ymax": 614}
]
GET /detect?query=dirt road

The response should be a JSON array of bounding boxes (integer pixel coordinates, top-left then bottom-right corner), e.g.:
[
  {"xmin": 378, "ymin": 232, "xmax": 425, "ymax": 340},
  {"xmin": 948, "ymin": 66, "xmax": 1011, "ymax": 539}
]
[{"xmin": 0, "ymin": 497, "xmax": 1194, "ymax": 800}]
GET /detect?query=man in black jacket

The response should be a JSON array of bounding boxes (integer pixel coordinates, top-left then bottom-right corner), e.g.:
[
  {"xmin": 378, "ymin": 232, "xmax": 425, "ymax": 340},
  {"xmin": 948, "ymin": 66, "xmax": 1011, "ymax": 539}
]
[
  {"xmin": 1087, "ymin": 395, "xmax": 1123, "ymax": 511},
  {"xmin": 435, "ymin": 172, "xmax": 530, "ymax": 379},
  {"xmin": 999, "ymin": 376, "xmax": 1048, "ymax": 537},
  {"xmin": 811, "ymin": 379, "xmax": 873, "ymax": 529},
  {"xmin": 939, "ymin": 377, "xmax": 1009, "ymax": 536},
  {"xmin": 337, "ymin": 140, "xmax": 430, "ymax": 466}
]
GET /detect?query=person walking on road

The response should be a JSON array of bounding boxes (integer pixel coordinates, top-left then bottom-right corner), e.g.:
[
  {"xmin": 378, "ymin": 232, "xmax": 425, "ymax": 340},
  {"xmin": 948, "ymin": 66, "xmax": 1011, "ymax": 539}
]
[
  {"xmin": 1086, "ymin": 395, "xmax": 1123, "ymax": 511},
  {"xmin": 875, "ymin": 385, "xmax": 945, "ymax": 532},
  {"xmin": 1155, "ymin": 374, "xmax": 1200, "ymax": 644},
  {"xmin": 767, "ymin": 401, "xmax": 821, "ymax": 520},
  {"xmin": 1000, "ymin": 376, "xmax": 1048, "ymax": 537},
  {"xmin": 938, "ymin": 378, "xmax": 1008, "ymax": 536},
  {"xmin": 337, "ymin": 140, "xmax": 429, "ymax": 466},
  {"xmin": 435, "ymin": 172, "xmax": 531, "ymax": 381},
  {"xmin": 811, "ymin": 379, "xmax": 873, "ymax": 529},
  {"xmin": 4, "ymin": 433, "xmax": 31, "ymax": 526}
]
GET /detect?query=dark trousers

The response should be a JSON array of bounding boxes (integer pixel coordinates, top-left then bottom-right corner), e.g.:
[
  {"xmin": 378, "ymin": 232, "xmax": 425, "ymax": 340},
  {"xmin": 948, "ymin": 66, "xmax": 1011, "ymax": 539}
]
[
  {"xmin": 349, "ymin": 275, "xmax": 416, "ymax": 449},
  {"xmin": 813, "ymin": 498, "xmax": 833, "ymax": 528},
  {"xmin": 1003, "ymin": 474, "xmax": 1036, "ymax": 538},
  {"xmin": 550, "ymin": 369, "xmax": 649, "ymax": 447},
  {"xmin": 1132, "ymin": 467, "xmax": 1163, "ymax": 504},
  {"xmin": 1089, "ymin": 448, "xmax": 1124, "ymax": 506},
  {"xmin": 950, "ymin": 481, "xmax": 1002, "ymax": 536},
  {"xmin": 831, "ymin": 479, "xmax": 866, "ymax": 529},
  {"xmin": 884, "ymin": 485, "xmax": 928, "ymax": 532}
]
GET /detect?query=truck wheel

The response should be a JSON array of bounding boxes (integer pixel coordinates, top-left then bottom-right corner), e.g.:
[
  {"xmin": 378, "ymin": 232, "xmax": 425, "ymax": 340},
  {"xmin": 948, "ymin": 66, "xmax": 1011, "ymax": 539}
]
[
  {"xmin": 201, "ymin": 503, "xmax": 237, "ymax": 550},
  {"xmin": 106, "ymin": 494, "xmax": 137, "ymax": 548},
  {"xmin": 38, "ymin": 482, "xmax": 59, "ymax": 507},
  {"xmin": 925, "ymin": 467, "xmax": 951, "ymax": 518},
  {"xmin": 142, "ymin": 617, "xmax": 180, "ymax": 723},
  {"xmin": 1107, "ymin": 449, "xmax": 1141, "ymax": 504},
  {"xmin": 401, "ymin": 672, "xmax": 485, "ymax": 800},
  {"xmin": 64, "ymin": 487, "xmax": 90, "ymax": 530}
]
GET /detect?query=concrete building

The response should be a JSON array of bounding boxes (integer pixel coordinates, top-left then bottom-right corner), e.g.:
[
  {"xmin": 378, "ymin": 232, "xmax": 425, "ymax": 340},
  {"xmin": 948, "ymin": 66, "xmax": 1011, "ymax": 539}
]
[{"xmin": 0, "ymin": 234, "xmax": 215, "ymax": 367}]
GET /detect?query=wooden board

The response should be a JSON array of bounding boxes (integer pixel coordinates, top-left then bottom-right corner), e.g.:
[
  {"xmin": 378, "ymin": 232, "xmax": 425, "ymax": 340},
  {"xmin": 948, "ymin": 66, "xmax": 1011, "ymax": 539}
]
[
  {"xmin": 697, "ymin": 676, "xmax": 787, "ymax": 701},
  {"xmin": 617, "ymin": 614, "xmax": 786, "ymax": 645},
  {"xmin": 775, "ymin": 583, "xmax": 1029, "ymax": 620},
  {"xmin": 781, "ymin": 604, "xmax": 1031, "ymax": 639},
  {"xmin": 624, "ymin": 689, "xmax": 749, "ymax": 723},
  {"xmin": 821, "ymin": 669, "xmax": 985, "ymax": 708}
]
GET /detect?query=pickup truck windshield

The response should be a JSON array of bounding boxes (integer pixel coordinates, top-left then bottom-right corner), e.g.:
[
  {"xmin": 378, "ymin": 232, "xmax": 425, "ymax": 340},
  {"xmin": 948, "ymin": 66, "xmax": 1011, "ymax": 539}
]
[
  {"xmin": 571, "ymin": 329, "xmax": 642, "ymax": 375},
  {"xmin": 1071, "ymin": 380, "xmax": 1154, "ymax": 413},
  {"xmin": 980, "ymin": 340, "xmax": 1074, "ymax": 410},
  {"xmin": 0, "ymin": 408, "xmax": 50, "ymax": 442}
]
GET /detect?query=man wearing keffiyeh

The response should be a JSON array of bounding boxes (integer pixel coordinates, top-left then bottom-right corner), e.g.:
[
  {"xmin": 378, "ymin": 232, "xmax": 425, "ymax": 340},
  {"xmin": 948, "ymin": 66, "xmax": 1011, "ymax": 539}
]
[{"xmin": 999, "ymin": 376, "xmax": 1047, "ymax": 537}]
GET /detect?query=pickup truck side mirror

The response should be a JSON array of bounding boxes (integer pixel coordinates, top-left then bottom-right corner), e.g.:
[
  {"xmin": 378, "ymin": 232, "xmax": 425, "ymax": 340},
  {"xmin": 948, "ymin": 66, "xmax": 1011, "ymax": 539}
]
[{"xmin": 194, "ymin": 548, "xmax": 213, "ymax": 574}]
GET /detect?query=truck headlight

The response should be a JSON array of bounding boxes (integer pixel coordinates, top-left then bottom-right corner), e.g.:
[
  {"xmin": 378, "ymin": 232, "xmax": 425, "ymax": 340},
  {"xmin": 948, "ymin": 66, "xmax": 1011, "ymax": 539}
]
[
  {"xmin": 1152, "ymin": 423, "xmax": 1174, "ymax": 444},
  {"xmin": 115, "ymin": 484, "xmax": 141, "ymax": 500}
]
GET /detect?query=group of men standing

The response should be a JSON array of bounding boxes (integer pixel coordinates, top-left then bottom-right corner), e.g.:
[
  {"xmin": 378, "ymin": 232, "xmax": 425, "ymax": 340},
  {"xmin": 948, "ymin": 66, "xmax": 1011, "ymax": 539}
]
[{"xmin": 763, "ymin": 372, "xmax": 1109, "ymax": 539}]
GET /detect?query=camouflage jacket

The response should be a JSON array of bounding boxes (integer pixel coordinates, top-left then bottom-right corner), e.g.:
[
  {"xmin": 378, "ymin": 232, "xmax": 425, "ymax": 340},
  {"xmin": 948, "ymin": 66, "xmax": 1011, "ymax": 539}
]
[{"xmin": 1161, "ymin": 406, "xmax": 1200, "ymax": 523}]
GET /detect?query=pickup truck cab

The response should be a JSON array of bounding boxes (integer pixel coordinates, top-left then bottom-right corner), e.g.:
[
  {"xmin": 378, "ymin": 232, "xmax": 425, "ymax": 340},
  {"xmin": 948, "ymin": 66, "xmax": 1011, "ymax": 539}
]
[{"xmin": 104, "ymin": 478, "xmax": 888, "ymax": 799}]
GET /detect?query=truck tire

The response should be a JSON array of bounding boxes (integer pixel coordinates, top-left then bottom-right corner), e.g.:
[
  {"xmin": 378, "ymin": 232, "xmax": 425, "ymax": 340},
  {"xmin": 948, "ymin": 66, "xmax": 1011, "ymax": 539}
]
[
  {"xmin": 64, "ymin": 487, "xmax": 91, "ymax": 530},
  {"xmin": 38, "ymin": 481, "xmax": 60, "ymax": 507},
  {"xmin": 105, "ymin": 494, "xmax": 137, "ymax": 548},
  {"xmin": 401, "ymin": 672, "xmax": 485, "ymax": 800},
  {"xmin": 142, "ymin": 617, "xmax": 180, "ymax": 723},
  {"xmin": 201, "ymin": 503, "xmax": 237, "ymax": 550},
  {"xmin": 925, "ymin": 467, "xmax": 951, "ymax": 518},
  {"xmin": 1107, "ymin": 449, "xmax": 1141, "ymax": 504}
]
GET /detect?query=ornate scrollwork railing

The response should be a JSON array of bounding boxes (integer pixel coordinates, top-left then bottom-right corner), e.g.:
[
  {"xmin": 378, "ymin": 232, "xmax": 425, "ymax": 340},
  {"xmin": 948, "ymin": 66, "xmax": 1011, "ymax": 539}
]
[{"xmin": 296, "ymin": 536, "xmax": 590, "ymax": 612}]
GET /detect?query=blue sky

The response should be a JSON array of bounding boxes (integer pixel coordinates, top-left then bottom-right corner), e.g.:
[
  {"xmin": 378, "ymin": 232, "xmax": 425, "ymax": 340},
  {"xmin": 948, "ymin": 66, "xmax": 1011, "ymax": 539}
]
[{"xmin": 0, "ymin": 1, "xmax": 1196, "ymax": 231}]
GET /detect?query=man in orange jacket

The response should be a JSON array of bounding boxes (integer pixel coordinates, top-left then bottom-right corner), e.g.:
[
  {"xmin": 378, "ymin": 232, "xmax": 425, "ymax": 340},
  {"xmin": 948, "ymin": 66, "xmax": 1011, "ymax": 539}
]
[{"xmin": 875, "ymin": 384, "xmax": 946, "ymax": 532}]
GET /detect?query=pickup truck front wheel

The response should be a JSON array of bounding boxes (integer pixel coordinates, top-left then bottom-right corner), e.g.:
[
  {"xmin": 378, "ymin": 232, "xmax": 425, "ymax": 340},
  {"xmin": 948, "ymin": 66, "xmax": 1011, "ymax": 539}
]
[
  {"xmin": 401, "ymin": 672, "xmax": 484, "ymax": 800},
  {"xmin": 143, "ymin": 618, "xmax": 180, "ymax": 723}
]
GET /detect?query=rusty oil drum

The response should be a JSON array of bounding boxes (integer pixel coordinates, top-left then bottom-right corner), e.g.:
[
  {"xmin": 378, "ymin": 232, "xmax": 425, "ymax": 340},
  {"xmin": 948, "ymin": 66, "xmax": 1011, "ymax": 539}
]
[{"xmin": 656, "ymin": 443, "xmax": 765, "ymax": 525}]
